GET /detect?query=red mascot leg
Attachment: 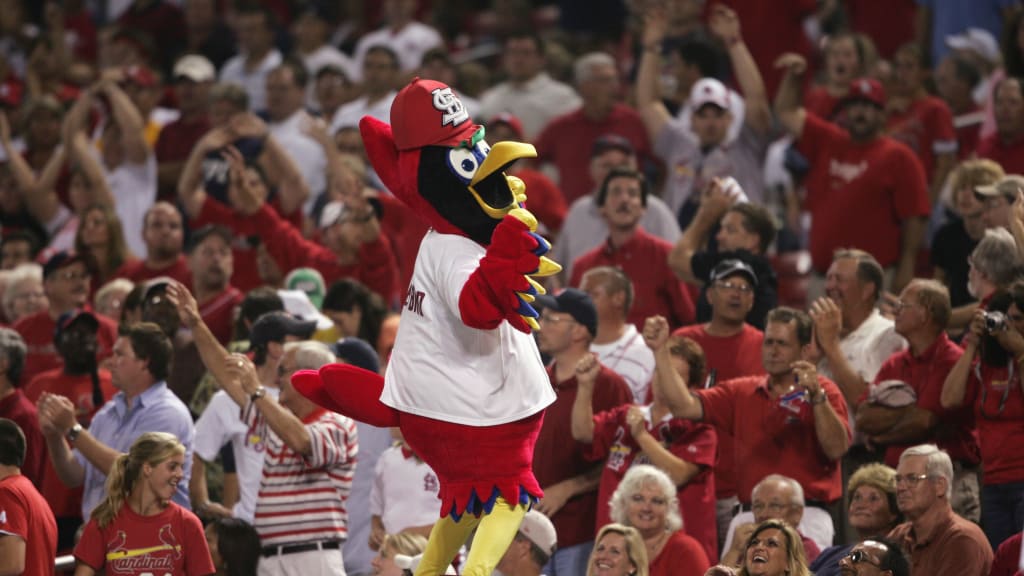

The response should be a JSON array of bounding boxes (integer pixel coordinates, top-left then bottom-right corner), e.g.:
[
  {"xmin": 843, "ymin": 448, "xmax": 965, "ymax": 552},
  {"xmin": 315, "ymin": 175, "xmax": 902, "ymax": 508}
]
[{"xmin": 291, "ymin": 364, "xmax": 400, "ymax": 427}]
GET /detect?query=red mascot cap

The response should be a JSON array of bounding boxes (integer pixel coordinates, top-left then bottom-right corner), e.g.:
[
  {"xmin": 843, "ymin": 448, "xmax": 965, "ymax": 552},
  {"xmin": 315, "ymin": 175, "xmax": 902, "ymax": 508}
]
[{"xmin": 391, "ymin": 78, "xmax": 480, "ymax": 151}]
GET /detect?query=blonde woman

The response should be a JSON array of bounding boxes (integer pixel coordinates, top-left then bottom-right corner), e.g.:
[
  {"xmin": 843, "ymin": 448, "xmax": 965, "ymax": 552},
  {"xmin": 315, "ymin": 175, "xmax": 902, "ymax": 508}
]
[
  {"xmin": 72, "ymin": 432, "xmax": 215, "ymax": 576},
  {"xmin": 705, "ymin": 520, "xmax": 811, "ymax": 576},
  {"xmin": 372, "ymin": 531, "xmax": 429, "ymax": 576},
  {"xmin": 587, "ymin": 523, "xmax": 649, "ymax": 576}
]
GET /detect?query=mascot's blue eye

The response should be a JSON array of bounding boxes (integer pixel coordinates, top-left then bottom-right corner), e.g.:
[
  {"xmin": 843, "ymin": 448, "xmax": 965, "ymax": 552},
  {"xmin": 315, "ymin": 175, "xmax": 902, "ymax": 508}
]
[
  {"xmin": 447, "ymin": 148, "xmax": 479, "ymax": 183},
  {"xmin": 462, "ymin": 158, "xmax": 475, "ymax": 171}
]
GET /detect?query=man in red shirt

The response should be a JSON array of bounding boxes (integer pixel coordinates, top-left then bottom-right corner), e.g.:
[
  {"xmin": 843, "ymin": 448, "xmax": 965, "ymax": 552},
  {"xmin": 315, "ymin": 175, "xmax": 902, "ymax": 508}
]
[
  {"xmin": 569, "ymin": 167, "xmax": 694, "ymax": 330},
  {"xmin": 187, "ymin": 226, "xmax": 243, "ymax": 345},
  {"xmin": 155, "ymin": 55, "xmax": 214, "ymax": 201},
  {"xmin": 533, "ymin": 288, "xmax": 633, "ymax": 576},
  {"xmin": 13, "ymin": 251, "xmax": 118, "ymax": 383},
  {"xmin": 856, "ymin": 279, "xmax": 980, "ymax": 522},
  {"xmin": 775, "ymin": 55, "xmax": 930, "ymax": 292},
  {"xmin": 978, "ymin": 77, "xmax": 1024, "ymax": 174},
  {"xmin": 0, "ymin": 418, "xmax": 57, "ymax": 576},
  {"xmin": 0, "ymin": 329, "xmax": 44, "ymax": 487},
  {"xmin": 114, "ymin": 202, "xmax": 192, "ymax": 287},
  {"xmin": 654, "ymin": 307, "xmax": 851, "ymax": 525}
]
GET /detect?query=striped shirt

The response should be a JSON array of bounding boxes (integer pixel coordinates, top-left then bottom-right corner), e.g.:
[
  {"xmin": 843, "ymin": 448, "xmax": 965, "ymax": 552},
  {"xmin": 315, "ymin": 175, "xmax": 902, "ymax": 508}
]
[{"xmin": 246, "ymin": 404, "xmax": 358, "ymax": 547}]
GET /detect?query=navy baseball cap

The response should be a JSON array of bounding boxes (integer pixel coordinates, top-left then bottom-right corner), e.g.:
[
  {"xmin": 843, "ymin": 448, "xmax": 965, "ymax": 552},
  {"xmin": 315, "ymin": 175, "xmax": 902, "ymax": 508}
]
[
  {"xmin": 41, "ymin": 250, "xmax": 89, "ymax": 279},
  {"xmin": 332, "ymin": 337, "xmax": 380, "ymax": 373},
  {"xmin": 535, "ymin": 288, "xmax": 597, "ymax": 337},
  {"xmin": 709, "ymin": 259, "xmax": 758, "ymax": 288},
  {"xmin": 54, "ymin": 309, "xmax": 99, "ymax": 341},
  {"xmin": 250, "ymin": 311, "xmax": 317, "ymax": 348}
]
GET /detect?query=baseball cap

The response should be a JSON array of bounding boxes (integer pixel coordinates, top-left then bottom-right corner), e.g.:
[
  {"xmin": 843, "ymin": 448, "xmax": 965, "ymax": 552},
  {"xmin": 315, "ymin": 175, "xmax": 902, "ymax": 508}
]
[
  {"xmin": 591, "ymin": 134, "xmax": 635, "ymax": 158},
  {"xmin": 394, "ymin": 554, "xmax": 456, "ymax": 575},
  {"xmin": 688, "ymin": 77, "xmax": 730, "ymax": 110},
  {"xmin": 285, "ymin": 268, "xmax": 326, "ymax": 309},
  {"xmin": 173, "ymin": 55, "xmax": 216, "ymax": 83},
  {"xmin": 249, "ymin": 311, "xmax": 318, "ymax": 348},
  {"xmin": 488, "ymin": 112, "xmax": 525, "ymax": 140},
  {"xmin": 54, "ymin": 309, "xmax": 99, "ymax": 341},
  {"xmin": 186, "ymin": 224, "xmax": 233, "ymax": 254},
  {"xmin": 709, "ymin": 259, "xmax": 758, "ymax": 288},
  {"xmin": 974, "ymin": 174, "xmax": 1024, "ymax": 199},
  {"xmin": 319, "ymin": 201, "xmax": 348, "ymax": 229},
  {"xmin": 869, "ymin": 380, "xmax": 918, "ymax": 408},
  {"xmin": 332, "ymin": 337, "xmax": 380, "ymax": 373},
  {"xmin": 276, "ymin": 289, "xmax": 332, "ymax": 331},
  {"xmin": 390, "ymin": 78, "xmax": 479, "ymax": 151},
  {"xmin": 41, "ymin": 251, "xmax": 89, "ymax": 280},
  {"xmin": 519, "ymin": 510, "xmax": 557, "ymax": 557},
  {"xmin": 142, "ymin": 277, "xmax": 174, "ymax": 303},
  {"xmin": 841, "ymin": 77, "xmax": 886, "ymax": 109},
  {"xmin": 122, "ymin": 65, "xmax": 157, "ymax": 88},
  {"xmin": 534, "ymin": 288, "xmax": 598, "ymax": 337},
  {"xmin": 946, "ymin": 28, "xmax": 1000, "ymax": 65}
]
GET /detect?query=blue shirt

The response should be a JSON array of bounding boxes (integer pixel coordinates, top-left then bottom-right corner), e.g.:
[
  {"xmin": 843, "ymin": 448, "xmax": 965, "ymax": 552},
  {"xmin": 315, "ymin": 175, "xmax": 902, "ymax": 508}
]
[
  {"xmin": 918, "ymin": 0, "xmax": 1018, "ymax": 65},
  {"xmin": 78, "ymin": 381, "xmax": 195, "ymax": 518}
]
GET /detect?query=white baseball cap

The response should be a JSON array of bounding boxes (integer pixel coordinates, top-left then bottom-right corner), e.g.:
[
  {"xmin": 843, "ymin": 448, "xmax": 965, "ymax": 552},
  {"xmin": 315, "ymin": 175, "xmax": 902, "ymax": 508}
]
[
  {"xmin": 946, "ymin": 28, "xmax": 1000, "ymax": 65},
  {"xmin": 689, "ymin": 78, "xmax": 730, "ymax": 111},
  {"xmin": 173, "ymin": 54, "xmax": 216, "ymax": 83},
  {"xmin": 519, "ymin": 510, "xmax": 557, "ymax": 556}
]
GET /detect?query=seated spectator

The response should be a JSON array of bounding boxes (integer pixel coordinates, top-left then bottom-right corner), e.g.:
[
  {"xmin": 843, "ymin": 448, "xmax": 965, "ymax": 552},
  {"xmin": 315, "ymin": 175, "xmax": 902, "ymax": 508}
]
[
  {"xmin": 587, "ymin": 524, "xmax": 648, "ymax": 576},
  {"xmin": 707, "ymin": 519, "xmax": 812, "ymax": 576},
  {"xmin": 72, "ymin": 432, "xmax": 213, "ymax": 576},
  {"xmin": 552, "ymin": 135, "xmax": 679, "ymax": 282},
  {"xmin": 569, "ymin": 168, "xmax": 695, "ymax": 330},
  {"xmin": 369, "ymin": 428, "xmax": 440, "ymax": 547},
  {"xmin": 205, "ymin": 517, "xmax": 262, "ymax": 576},
  {"xmin": 888, "ymin": 444, "xmax": 993, "ymax": 574},
  {"xmin": 990, "ymin": 531, "xmax": 1023, "ymax": 576},
  {"xmin": 494, "ymin": 510, "xmax": 558, "ymax": 576},
  {"xmin": 721, "ymin": 475, "xmax": 825, "ymax": 566},
  {"xmin": 669, "ymin": 181, "xmax": 778, "ymax": 329},
  {"xmin": 833, "ymin": 537, "xmax": 909, "ymax": 576},
  {"xmin": 372, "ymin": 532, "xmax": 429, "ymax": 576},
  {"xmin": 0, "ymin": 329, "xmax": 44, "ymax": 487},
  {"xmin": 93, "ymin": 278, "xmax": 134, "ymax": 321},
  {"xmin": 331, "ymin": 45, "xmax": 400, "ymax": 133},
  {"xmin": 0, "ymin": 231, "xmax": 38, "ymax": 270},
  {"xmin": 75, "ymin": 204, "xmax": 134, "ymax": 289},
  {"xmin": 0, "ymin": 417, "xmax": 57, "ymax": 576},
  {"xmin": 218, "ymin": 4, "xmax": 281, "ymax": 112},
  {"xmin": 809, "ymin": 464, "xmax": 902, "ymax": 576},
  {"xmin": 1, "ymin": 264, "xmax": 47, "ymax": 325},
  {"xmin": 608, "ymin": 465, "xmax": 710, "ymax": 576},
  {"xmin": 114, "ymin": 202, "xmax": 191, "ymax": 287},
  {"xmin": 578, "ymin": 266, "xmax": 655, "ymax": 403}
]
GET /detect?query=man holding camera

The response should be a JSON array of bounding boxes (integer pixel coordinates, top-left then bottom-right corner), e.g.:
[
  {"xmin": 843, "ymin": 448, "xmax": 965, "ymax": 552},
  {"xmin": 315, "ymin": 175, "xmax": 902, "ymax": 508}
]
[{"xmin": 855, "ymin": 279, "xmax": 981, "ymax": 521}]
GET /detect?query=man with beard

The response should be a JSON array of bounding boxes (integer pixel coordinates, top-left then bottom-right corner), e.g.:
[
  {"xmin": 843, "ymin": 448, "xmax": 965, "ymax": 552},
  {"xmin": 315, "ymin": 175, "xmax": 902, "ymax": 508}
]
[
  {"xmin": 23, "ymin": 311, "xmax": 115, "ymax": 551},
  {"xmin": 774, "ymin": 54, "xmax": 930, "ymax": 294},
  {"xmin": 569, "ymin": 168, "xmax": 694, "ymax": 330},
  {"xmin": 187, "ymin": 226, "xmax": 242, "ymax": 345},
  {"xmin": 13, "ymin": 252, "xmax": 118, "ymax": 383},
  {"xmin": 114, "ymin": 202, "xmax": 191, "ymax": 287}
]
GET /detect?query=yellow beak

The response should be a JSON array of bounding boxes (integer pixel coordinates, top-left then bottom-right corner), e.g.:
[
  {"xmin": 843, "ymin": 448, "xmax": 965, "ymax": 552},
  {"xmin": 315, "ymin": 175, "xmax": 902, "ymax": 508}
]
[{"xmin": 468, "ymin": 141, "xmax": 538, "ymax": 219}]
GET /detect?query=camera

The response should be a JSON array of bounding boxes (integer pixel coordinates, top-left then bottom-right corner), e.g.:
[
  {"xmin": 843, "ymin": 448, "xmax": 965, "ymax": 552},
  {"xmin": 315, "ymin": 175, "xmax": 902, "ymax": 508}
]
[{"xmin": 983, "ymin": 311, "xmax": 1007, "ymax": 332}]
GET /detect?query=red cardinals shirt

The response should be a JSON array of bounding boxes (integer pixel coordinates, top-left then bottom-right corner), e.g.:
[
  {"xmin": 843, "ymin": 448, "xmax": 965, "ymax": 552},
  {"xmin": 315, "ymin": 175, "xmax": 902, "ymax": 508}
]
[
  {"xmin": 0, "ymin": 474, "xmax": 57, "ymax": 576},
  {"xmin": 13, "ymin": 311, "xmax": 118, "ymax": 384},
  {"xmin": 886, "ymin": 95, "xmax": 957, "ymax": 185},
  {"xmin": 977, "ymin": 132, "xmax": 1024, "ymax": 175}
]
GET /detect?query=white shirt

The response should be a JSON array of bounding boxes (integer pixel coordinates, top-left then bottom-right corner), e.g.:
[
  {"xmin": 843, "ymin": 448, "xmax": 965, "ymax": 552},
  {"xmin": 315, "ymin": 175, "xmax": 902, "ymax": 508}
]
[
  {"xmin": 193, "ymin": 388, "xmax": 280, "ymax": 523},
  {"xmin": 676, "ymin": 86, "xmax": 746, "ymax": 144},
  {"xmin": 591, "ymin": 324, "xmax": 655, "ymax": 403},
  {"xmin": 353, "ymin": 22, "xmax": 443, "ymax": 80},
  {"xmin": 369, "ymin": 444, "xmax": 441, "ymax": 534},
  {"xmin": 219, "ymin": 50, "xmax": 283, "ymax": 112},
  {"xmin": 269, "ymin": 109, "xmax": 328, "ymax": 210},
  {"xmin": 301, "ymin": 45, "xmax": 358, "ymax": 110},
  {"xmin": 382, "ymin": 231, "xmax": 556, "ymax": 425},
  {"xmin": 105, "ymin": 153, "xmax": 157, "ymax": 258},
  {"xmin": 331, "ymin": 91, "xmax": 396, "ymax": 133},
  {"xmin": 478, "ymin": 73, "xmax": 581, "ymax": 140}
]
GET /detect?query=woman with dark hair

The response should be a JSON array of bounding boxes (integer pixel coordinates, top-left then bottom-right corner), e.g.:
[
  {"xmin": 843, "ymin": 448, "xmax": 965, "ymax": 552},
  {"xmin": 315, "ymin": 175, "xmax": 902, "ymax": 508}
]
[
  {"xmin": 72, "ymin": 432, "xmax": 215, "ymax": 576},
  {"xmin": 705, "ymin": 520, "xmax": 811, "ymax": 576},
  {"xmin": 942, "ymin": 284, "xmax": 1024, "ymax": 548},
  {"xmin": 206, "ymin": 517, "xmax": 261, "ymax": 576},
  {"xmin": 75, "ymin": 203, "xmax": 135, "ymax": 287},
  {"xmin": 322, "ymin": 278, "xmax": 389, "ymax": 349}
]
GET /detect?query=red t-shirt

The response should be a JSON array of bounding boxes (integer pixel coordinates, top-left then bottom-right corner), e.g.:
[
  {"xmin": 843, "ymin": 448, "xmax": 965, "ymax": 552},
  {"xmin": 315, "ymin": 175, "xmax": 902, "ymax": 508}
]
[
  {"xmin": 886, "ymin": 95, "xmax": 957, "ymax": 185},
  {"xmin": 977, "ymin": 133, "xmax": 1024, "ymax": 175},
  {"xmin": 797, "ymin": 113, "xmax": 931, "ymax": 273},
  {"xmin": 0, "ymin": 474, "xmax": 58, "ymax": 576},
  {"xmin": 533, "ymin": 363, "xmax": 633, "ymax": 548},
  {"xmin": 870, "ymin": 333, "xmax": 977, "ymax": 466},
  {"xmin": 697, "ymin": 375, "xmax": 850, "ymax": 503},
  {"xmin": 198, "ymin": 286, "xmax": 244, "ymax": 345},
  {"xmin": 23, "ymin": 369, "xmax": 116, "ymax": 518},
  {"xmin": 955, "ymin": 110, "xmax": 983, "ymax": 160},
  {"xmin": 587, "ymin": 404, "xmax": 718, "ymax": 563},
  {"xmin": 114, "ymin": 255, "xmax": 192, "ymax": 288},
  {"xmin": 0, "ymin": 390, "xmax": 46, "ymax": 487},
  {"xmin": 519, "ymin": 168, "xmax": 568, "ymax": 235},
  {"xmin": 534, "ymin": 104, "xmax": 654, "ymax": 206},
  {"xmin": 13, "ymin": 311, "xmax": 118, "ymax": 384},
  {"xmin": 76, "ymin": 502, "xmax": 214, "ymax": 576},
  {"xmin": 569, "ymin": 229, "xmax": 695, "ymax": 331},
  {"xmin": 155, "ymin": 116, "xmax": 211, "ymax": 201},
  {"xmin": 957, "ymin": 362, "xmax": 1022, "ymax": 484},
  {"xmin": 650, "ymin": 530, "xmax": 711, "ymax": 576},
  {"xmin": 672, "ymin": 323, "xmax": 765, "ymax": 500},
  {"xmin": 804, "ymin": 87, "xmax": 843, "ymax": 121}
]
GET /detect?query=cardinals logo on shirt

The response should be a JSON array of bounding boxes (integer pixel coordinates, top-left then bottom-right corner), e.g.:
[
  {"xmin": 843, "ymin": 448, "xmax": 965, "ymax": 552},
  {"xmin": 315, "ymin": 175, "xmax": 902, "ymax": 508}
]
[{"xmin": 105, "ymin": 525, "xmax": 181, "ymax": 573}]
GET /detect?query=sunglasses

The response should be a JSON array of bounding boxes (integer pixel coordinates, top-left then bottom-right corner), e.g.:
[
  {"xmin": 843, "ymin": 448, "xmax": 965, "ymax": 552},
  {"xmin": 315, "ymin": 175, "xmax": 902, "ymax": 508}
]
[{"xmin": 845, "ymin": 549, "xmax": 883, "ymax": 568}]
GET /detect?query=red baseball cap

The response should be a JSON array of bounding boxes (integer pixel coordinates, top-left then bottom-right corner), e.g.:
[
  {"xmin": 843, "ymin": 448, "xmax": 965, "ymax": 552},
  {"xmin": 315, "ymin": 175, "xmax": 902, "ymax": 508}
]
[
  {"xmin": 842, "ymin": 77, "xmax": 886, "ymax": 108},
  {"xmin": 390, "ymin": 78, "xmax": 479, "ymax": 151},
  {"xmin": 488, "ymin": 112, "xmax": 524, "ymax": 140}
]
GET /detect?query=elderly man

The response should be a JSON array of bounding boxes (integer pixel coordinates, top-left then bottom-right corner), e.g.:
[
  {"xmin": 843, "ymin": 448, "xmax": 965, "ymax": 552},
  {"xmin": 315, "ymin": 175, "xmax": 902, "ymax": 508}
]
[
  {"xmin": 888, "ymin": 444, "xmax": 992, "ymax": 574},
  {"xmin": 720, "ymin": 474, "xmax": 824, "ymax": 565},
  {"xmin": 494, "ymin": 510, "xmax": 558, "ymax": 576}
]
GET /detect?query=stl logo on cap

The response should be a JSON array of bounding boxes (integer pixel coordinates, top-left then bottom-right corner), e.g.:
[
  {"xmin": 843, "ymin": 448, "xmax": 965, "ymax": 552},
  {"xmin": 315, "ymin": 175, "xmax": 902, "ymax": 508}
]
[{"xmin": 432, "ymin": 87, "xmax": 469, "ymax": 128}]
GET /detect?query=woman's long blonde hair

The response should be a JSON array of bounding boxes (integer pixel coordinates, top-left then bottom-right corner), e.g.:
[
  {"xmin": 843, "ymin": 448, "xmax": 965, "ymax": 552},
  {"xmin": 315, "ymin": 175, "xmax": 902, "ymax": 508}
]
[
  {"xmin": 90, "ymin": 432, "xmax": 185, "ymax": 529},
  {"xmin": 586, "ymin": 524, "xmax": 649, "ymax": 576}
]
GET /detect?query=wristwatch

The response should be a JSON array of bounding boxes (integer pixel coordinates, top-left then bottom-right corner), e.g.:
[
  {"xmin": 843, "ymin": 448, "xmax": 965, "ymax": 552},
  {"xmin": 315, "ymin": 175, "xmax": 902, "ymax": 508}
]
[
  {"xmin": 811, "ymin": 392, "xmax": 827, "ymax": 405},
  {"xmin": 66, "ymin": 423, "xmax": 83, "ymax": 443},
  {"xmin": 250, "ymin": 386, "xmax": 267, "ymax": 402}
]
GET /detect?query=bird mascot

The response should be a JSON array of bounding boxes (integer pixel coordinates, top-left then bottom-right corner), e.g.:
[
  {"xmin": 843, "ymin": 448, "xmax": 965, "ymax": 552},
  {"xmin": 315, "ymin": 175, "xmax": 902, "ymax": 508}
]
[{"xmin": 292, "ymin": 78, "xmax": 561, "ymax": 576}]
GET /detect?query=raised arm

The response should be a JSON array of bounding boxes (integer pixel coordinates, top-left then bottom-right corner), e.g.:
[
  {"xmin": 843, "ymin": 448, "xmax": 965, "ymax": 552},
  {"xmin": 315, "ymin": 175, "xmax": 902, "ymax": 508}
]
[
  {"xmin": 942, "ymin": 312, "xmax": 983, "ymax": 409},
  {"xmin": 773, "ymin": 53, "xmax": 808, "ymax": 138},
  {"xmin": 644, "ymin": 315, "xmax": 704, "ymax": 420},
  {"xmin": 97, "ymin": 79, "xmax": 149, "ymax": 164},
  {"xmin": 570, "ymin": 353, "xmax": 600, "ymax": 442},
  {"xmin": 626, "ymin": 405, "xmax": 702, "ymax": 485},
  {"xmin": 708, "ymin": 5, "xmax": 770, "ymax": 134},
  {"xmin": 668, "ymin": 179, "xmax": 734, "ymax": 283},
  {"xmin": 810, "ymin": 297, "xmax": 869, "ymax": 407},
  {"xmin": 635, "ymin": 3, "xmax": 673, "ymax": 142},
  {"xmin": 233, "ymin": 112, "xmax": 309, "ymax": 215},
  {"xmin": 0, "ymin": 112, "xmax": 63, "ymax": 225},
  {"xmin": 177, "ymin": 127, "xmax": 237, "ymax": 219},
  {"xmin": 224, "ymin": 354, "xmax": 314, "ymax": 457},
  {"xmin": 165, "ymin": 281, "xmax": 242, "ymax": 406},
  {"xmin": 793, "ymin": 361, "xmax": 849, "ymax": 461}
]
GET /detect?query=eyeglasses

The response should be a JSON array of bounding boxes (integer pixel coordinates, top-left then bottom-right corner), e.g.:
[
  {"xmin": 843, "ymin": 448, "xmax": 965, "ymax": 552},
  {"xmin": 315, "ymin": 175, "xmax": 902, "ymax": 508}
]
[
  {"xmin": 844, "ymin": 549, "xmax": 883, "ymax": 568},
  {"xmin": 539, "ymin": 315, "xmax": 576, "ymax": 325},
  {"xmin": 714, "ymin": 280, "xmax": 753, "ymax": 294},
  {"xmin": 894, "ymin": 473, "xmax": 930, "ymax": 486}
]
